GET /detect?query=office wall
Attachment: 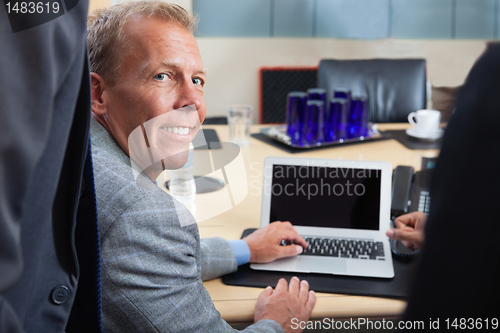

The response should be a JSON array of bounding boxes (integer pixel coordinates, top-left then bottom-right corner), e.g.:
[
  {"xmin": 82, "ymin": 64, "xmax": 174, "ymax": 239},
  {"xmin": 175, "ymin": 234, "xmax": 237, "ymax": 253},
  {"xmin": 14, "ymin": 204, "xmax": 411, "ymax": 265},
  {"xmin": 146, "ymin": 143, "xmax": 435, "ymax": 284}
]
[
  {"xmin": 198, "ymin": 38, "xmax": 485, "ymax": 122},
  {"xmin": 194, "ymin": 0, "xmax": 499, "ymax": 40},
  {"xmin": 89, "ymin": 0, "xmax": 109, "ymax": 13},
  {"xmin": 88, "ymin": 0, "xmax": 488, "ymax": 123}
]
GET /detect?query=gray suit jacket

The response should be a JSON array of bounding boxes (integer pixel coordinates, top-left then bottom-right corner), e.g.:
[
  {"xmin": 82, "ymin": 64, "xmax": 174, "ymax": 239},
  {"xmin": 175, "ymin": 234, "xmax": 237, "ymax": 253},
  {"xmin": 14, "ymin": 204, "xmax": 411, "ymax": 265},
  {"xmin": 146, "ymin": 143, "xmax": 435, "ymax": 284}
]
[{"xmin": 91, "ymin": 119, "xmax": 283, "ymax": 332}]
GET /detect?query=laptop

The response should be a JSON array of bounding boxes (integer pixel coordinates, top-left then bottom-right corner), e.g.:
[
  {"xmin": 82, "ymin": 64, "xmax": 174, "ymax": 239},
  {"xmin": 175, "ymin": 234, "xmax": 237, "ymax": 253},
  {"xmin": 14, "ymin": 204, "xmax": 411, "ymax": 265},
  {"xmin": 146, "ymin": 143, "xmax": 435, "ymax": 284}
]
[{"xmin": 250, "ymin": 157, "xmax": 395, "ymax": 278}]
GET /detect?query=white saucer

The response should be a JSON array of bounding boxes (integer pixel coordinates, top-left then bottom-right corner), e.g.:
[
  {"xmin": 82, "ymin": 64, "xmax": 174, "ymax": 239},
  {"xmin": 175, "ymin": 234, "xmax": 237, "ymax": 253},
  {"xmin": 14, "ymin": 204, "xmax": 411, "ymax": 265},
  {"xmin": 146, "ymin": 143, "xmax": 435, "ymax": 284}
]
[{"xmin": 406, "ymin": 127, "xmax": 444, "ymax": 140}]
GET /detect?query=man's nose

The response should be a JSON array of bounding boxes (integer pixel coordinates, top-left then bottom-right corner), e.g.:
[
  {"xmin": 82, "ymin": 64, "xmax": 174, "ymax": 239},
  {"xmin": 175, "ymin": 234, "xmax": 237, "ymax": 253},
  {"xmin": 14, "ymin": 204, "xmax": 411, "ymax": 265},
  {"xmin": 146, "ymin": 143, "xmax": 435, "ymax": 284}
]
[{"xmin": 173, "ymin": 78, "xmax": 203, "ymax": 111}]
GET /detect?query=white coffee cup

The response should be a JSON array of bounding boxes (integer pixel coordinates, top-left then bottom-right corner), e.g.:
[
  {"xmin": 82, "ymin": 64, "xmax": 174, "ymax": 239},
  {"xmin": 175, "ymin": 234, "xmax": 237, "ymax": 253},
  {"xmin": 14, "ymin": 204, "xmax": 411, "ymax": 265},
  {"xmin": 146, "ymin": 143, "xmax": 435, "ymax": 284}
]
[{"xmin": 407, "ymin": 109, "xmax": 441, "ymax": 136}]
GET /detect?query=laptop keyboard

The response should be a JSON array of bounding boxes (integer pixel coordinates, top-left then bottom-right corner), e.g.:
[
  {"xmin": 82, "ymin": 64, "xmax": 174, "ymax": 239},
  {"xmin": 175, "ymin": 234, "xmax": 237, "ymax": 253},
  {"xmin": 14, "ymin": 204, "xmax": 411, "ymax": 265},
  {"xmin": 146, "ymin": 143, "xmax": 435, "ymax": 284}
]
[{"xmin": 282, "ymin": 237, "xmax": 386, "ymax": 260}]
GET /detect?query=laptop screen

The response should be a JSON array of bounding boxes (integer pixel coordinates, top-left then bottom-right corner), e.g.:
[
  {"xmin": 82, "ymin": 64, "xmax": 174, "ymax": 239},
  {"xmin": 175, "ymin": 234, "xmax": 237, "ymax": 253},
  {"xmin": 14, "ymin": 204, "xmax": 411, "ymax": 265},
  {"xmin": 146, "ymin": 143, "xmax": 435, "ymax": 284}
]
[{"xmin": 269, "ymin": 164, "xmax": 381, "ymax": 230}]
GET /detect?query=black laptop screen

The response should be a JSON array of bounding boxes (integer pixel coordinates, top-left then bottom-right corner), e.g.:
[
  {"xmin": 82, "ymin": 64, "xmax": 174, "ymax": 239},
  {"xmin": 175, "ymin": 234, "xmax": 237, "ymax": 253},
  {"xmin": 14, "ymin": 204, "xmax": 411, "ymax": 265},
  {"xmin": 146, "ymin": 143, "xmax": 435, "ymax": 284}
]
[{"xmin": 269, "ymin": 164, "xmax": 381, "ymax": 230}]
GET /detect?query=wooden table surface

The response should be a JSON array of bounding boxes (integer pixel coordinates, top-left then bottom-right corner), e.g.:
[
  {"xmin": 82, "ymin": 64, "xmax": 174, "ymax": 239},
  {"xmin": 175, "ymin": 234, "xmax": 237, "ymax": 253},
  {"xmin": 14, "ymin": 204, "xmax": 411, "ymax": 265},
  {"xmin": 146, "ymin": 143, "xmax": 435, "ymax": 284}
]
[{"xmin": 158, "ymin": 123, "xmax": 440, "ymax": 324}]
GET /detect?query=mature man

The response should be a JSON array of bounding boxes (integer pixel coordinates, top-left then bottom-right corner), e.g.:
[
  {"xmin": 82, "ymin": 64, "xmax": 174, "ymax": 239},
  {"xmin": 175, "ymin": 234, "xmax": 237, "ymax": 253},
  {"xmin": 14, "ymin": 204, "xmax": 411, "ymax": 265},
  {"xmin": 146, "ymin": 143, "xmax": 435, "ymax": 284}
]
[{"xmin": 87, "ymin": 2, "xmax": 315, "ymax": 332}]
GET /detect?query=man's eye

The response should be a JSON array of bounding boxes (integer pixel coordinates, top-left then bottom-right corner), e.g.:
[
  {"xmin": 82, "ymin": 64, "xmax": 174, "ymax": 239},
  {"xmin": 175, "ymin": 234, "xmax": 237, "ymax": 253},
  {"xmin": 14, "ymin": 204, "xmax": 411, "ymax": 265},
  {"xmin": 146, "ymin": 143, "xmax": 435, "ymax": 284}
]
[
  {"xmin": 192, "ymin": 77, "xmax": 204, "ymax": 86},
  {"xmin": 154, "ymin": 73, "xmax": 168, "ymax": 81}
]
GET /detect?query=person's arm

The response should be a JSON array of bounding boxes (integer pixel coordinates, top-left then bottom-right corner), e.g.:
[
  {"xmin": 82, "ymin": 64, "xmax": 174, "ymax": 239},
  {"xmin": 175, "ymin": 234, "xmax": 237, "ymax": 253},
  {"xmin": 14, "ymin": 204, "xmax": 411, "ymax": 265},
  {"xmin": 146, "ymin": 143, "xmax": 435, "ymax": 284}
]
[
  {"xmin": 386, "ymin": 211, "xmax": 427, "ymax": 250},
  {"xmin": 101, "ymin": 202, "xmax": 309, "ymax": 332},
  {"xmin": 229, "ymin": 239, "xmax": 252, "ymax": 265},
  {"xmin": 95, "ymin": 157, "xmax": 315, "ymax": 332},
  {"xmin": 200, "ymin": 237, "xmax": 238, "ymax": 281},
  {"xmin": 243, "ymin": 221, "xmax": 307, "ymax": 263},
  {"xmin": 200, "ymin": 221, "xmax": 308, "ymax": 281}
]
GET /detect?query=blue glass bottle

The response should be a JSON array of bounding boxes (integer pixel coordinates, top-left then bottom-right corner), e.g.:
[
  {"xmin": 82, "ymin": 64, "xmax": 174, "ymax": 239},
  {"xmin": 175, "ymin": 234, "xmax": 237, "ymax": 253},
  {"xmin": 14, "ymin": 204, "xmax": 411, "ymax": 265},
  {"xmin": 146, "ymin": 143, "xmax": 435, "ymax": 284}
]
[
  {"xmin": 286, "ymin": 92, "xmax": 307, "ymax": 145},
  {"xmin": 304, "ymin": 100, "xmax": 324, "ymax": 145},
  {"xmin": 325, "ymin": 98, "xmax": 348, "ymax": 142},
  {"xmin": 307, "ymin": 88, "xmax": 327, "ymax": 143},
  {"xmin": 333, "ymin": 88, "xmax": 351, "ymax": 115},
  {"xmin": 348, "ymin": 96, "xmax": 369, "ymax": 138},
  {"xmin": 307, "ymin": 88, "xmax": 327, "ymax": 105}
]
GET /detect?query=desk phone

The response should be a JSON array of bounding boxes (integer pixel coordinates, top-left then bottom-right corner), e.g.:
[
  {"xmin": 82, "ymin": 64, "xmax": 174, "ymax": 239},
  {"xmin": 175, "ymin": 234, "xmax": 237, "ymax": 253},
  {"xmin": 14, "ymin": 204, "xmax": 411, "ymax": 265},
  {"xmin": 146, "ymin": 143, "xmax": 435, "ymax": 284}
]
[
  {"xmin": 390, "ymin": 158, "xmax": 437, "ymax": 259},
  {"xmin": 391, "ymin": 157, "xmax": 437, "ymax": 218}
]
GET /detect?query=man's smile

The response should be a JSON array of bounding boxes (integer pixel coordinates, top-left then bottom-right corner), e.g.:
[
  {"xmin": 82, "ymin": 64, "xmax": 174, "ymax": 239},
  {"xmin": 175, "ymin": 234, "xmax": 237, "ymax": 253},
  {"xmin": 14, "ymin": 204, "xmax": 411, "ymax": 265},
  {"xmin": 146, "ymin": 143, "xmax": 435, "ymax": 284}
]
[{"xmin": 159, "ymin": 126, "xmax": 193, "ymax": 135}]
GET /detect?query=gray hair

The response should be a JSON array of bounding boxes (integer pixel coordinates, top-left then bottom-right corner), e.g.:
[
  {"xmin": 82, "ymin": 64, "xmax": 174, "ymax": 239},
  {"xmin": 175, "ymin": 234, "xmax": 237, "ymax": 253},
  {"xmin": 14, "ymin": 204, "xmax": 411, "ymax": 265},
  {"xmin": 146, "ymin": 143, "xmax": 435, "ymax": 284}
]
[{"xmin": 87, "ymin": 1, "xmax": 197, "ymax": 86}]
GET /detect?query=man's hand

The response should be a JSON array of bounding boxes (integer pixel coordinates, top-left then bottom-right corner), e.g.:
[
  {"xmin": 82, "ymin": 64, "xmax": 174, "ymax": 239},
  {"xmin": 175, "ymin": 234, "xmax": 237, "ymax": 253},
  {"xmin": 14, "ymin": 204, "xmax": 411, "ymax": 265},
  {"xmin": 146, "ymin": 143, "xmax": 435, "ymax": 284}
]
[
  {"xmin": 386, "ymin": 211, "xmax": 427, "ymax": 250},
  {"xmin": 243, "ymin": 221, "xmax": 308, "ymax": 263},
  {"xmin": 254, "ymin": 277, "xmax": 316, "ymax": 333}
]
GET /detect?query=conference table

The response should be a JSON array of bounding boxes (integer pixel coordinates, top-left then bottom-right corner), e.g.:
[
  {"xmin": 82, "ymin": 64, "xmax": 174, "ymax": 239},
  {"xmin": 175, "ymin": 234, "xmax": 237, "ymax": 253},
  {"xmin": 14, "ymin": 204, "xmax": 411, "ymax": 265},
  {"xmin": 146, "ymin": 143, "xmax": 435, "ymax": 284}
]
[{"xmin": 163, "ymin": 123, "xmax": 440, "ymax": 324}]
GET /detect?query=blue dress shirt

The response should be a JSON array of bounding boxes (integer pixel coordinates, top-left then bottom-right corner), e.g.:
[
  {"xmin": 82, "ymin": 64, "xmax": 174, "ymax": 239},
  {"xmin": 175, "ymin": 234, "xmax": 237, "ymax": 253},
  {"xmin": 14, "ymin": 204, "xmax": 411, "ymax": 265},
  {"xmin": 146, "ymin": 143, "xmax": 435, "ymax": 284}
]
[{"xmin": 228, "ymin": 240, "xmax": 251, "ymax": 266}]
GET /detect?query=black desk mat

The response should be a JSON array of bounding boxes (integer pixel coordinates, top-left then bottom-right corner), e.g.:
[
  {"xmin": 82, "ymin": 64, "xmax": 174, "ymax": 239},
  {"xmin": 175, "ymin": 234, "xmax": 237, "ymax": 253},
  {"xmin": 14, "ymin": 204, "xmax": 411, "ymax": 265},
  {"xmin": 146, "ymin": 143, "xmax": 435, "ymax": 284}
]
[
  {"xmin": 384, "ymin": 130, "xmax": 442, "ymax": 150},
  {"xmin": 222, "ymin": 229, "xmax": 420, "ymax": 299},
  {"xmin": 251, "ymin": 133, "xmax": 391, "ymax": 154}
]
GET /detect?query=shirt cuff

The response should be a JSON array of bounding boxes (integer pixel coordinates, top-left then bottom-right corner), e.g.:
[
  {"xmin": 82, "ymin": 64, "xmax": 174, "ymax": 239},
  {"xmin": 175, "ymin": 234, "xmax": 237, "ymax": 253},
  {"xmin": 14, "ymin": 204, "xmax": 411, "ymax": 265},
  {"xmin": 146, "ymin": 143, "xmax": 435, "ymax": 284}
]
[{"xmin": 228, "ymin": 240, "xmax": 251, "ymax": 266}]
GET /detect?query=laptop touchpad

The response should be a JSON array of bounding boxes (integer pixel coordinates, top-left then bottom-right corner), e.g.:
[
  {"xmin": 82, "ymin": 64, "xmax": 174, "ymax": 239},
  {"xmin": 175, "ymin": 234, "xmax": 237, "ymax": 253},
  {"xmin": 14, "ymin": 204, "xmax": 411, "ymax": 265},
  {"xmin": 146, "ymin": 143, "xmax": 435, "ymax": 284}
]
[{"xmin": 296, "ymin": 257, "xmax": 347, "ymax": 274}]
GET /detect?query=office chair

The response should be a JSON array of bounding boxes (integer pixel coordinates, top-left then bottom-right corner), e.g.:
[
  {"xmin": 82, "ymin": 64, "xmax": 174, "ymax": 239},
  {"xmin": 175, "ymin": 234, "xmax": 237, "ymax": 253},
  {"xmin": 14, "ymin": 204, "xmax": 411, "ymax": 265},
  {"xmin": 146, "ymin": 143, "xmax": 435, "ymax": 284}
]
[{"xmin": 317, "ymin": 59, "xmax": 427, "ymax": 123}]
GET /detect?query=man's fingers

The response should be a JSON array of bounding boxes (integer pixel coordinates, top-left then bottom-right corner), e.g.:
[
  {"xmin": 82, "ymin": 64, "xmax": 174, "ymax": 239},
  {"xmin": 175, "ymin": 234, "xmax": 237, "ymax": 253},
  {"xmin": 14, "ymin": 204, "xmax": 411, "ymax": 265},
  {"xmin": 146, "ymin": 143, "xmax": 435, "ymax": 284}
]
[
  {"xmin": 401, "ymin": 240, "xmax": 416, "ymax": 250},
  {"xmin": 395, "ymin": 213, "xmax": 419, "ymax": 228},
  {"xmin": 270, "ymin": 220, "xmax": 293, "ymax": 230},
  {"xmin": 258, "ymin": 286, "xmax": 273, "ymax": 300},
  {"xmin": 298, "ymin": 280, "xmax": 310, "ymax": 303},
  {"xmin": 389, "ymin": 228, "xmax": 423, "ymax": 249},
  {"xmin": 395, "ymin": 218, "xmax": 413, "ymax": 229},
  {"xmin": 409, "ymin": 211, "xmax": 427, "ymax": 222},
  {"xmin": 276, "ymin": 244, "xmax": 303, "ymax": 259},
  {"xmin": 386, "ymin": 229, "xmax": 395, "ymax": 239},
  {"xmin": 289, "ymin": 276, "xmax": 300, "ymax": 295},
  {"xmin": 387, "ymin": 228, "xmax": 422, "ymax": 250},
  {"xmin": 280, "ymin": 230, "xmax": 308, "ymax": 249},
  {"xmin": 305, "ymin": 290, "xmax": 316, "ymax": 314},
  {"xmin": 388, "ymin": 228, "xmax": 404, "ymax": 240},
  {"xmin": 275, "ymin": 278, "xmax": 288, "ymax": 292},
  {"xmin": 271, "ymin": 221, "xmax": 308, "ymax": 248},
  {"xmin": 392, "ymin": 228, "xmax": 419, "ymax": 242},
  {"xmin": 395, "ymin": 211, "xmax": 426, "ymax": 229}
]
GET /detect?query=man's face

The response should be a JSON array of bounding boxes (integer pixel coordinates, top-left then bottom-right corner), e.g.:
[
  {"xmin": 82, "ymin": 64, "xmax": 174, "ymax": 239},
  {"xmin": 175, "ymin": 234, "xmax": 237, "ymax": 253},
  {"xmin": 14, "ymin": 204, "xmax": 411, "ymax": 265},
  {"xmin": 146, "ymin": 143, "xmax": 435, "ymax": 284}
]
[{"xmin": 102, "ymin": 16, "xmax": 206, "ymax": 170}]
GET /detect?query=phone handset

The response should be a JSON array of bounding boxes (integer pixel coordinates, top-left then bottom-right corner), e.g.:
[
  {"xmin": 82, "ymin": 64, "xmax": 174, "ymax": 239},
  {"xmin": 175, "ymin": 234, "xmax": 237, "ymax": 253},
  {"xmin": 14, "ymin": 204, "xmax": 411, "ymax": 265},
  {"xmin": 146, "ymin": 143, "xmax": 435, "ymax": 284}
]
[{"xmin": 390, "ymin": 165, "xmax": 415, "ymax": 219}]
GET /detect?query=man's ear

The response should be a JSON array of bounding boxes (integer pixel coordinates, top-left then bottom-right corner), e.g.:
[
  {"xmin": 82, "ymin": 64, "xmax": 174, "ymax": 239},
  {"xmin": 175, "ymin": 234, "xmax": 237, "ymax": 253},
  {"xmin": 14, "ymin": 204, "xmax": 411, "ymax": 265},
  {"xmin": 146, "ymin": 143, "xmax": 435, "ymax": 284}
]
[{"xmin": 90, "ymin": 72, "xmax": 108, "ymax": 116}]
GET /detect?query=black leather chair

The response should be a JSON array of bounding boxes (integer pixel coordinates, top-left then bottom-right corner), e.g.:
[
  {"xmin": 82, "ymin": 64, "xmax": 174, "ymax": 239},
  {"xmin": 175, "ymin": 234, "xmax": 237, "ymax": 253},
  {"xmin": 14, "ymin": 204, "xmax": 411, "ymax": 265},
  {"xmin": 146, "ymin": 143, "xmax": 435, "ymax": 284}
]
[{"xmin": 318, "ymin": 59, "xmax": 426, "ymax": 123}]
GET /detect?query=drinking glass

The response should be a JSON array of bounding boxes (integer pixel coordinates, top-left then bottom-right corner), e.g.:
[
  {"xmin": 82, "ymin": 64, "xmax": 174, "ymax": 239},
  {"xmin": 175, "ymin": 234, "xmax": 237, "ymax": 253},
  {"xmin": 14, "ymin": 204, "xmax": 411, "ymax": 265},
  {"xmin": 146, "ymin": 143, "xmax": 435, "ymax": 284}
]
[
  {"xmin": 303, "ymin": 100, "xmax": 324, "ymax": 145},
  {"xmin": 228, "ymin": 105, "xmax": 253, "ymax": 147},
  {"xmin": 348, "ymin": 96, "xmax": 369, "ymax": 138},
  {"xmin": 333, "ymin": 88, "xmax": 352, "ymax": 116},
  {"xmin": 325, "ymin": 98, "xmax": 348, "ymax": 142},
  {"xmin": 286, "ymin": 92, "xmax": 307, "ymax": 145}
]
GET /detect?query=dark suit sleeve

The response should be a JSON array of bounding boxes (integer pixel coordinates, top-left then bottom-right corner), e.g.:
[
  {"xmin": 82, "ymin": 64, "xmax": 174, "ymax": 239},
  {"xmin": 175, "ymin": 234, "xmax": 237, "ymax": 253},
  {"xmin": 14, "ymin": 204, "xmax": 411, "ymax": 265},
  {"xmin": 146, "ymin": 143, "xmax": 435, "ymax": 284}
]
[
  {"xmin": 0, "ymin": 2, "xmax": 89, "ymax": 331},
  {"xmin": 404, "ymin": 45, "xmax": 500, "ymax": 323}
]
